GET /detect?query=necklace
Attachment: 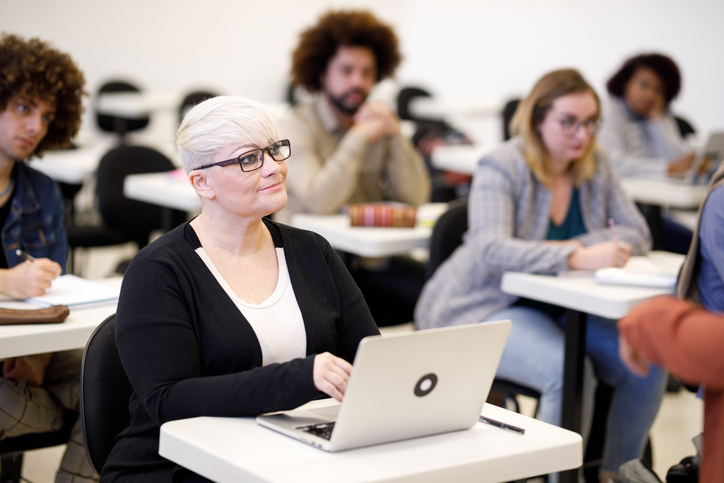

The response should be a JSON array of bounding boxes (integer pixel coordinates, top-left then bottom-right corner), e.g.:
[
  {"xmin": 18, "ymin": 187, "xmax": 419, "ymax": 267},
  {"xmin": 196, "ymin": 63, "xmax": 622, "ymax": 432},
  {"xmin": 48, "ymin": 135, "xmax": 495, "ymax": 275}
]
[{"xmin": 0, "ymin": 178, "xmax": 15, "ymax": 198}]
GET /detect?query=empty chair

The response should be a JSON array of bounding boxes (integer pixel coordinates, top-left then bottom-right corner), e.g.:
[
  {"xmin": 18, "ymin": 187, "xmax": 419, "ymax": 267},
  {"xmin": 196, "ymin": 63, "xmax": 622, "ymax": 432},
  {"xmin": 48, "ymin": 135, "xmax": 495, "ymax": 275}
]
[
  {"xmin": 501, "ymin": 98, "xmax": 521, "ymax": 141},
  {"xmin": 95, "ymin": 81, "xmax": 150, "ymax": 143},
  {"xmin": 178, "ymin": 90, "xmax": 218, "ymax": 126},
  {"xmin": 67, "ymin": 145, "xmax": 187, "ymax": 274}
]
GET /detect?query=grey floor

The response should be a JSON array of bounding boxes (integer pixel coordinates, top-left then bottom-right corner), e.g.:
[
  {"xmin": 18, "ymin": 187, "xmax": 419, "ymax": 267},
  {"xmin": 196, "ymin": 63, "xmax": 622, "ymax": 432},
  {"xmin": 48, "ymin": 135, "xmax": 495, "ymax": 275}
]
[{"xmin": 18, "ymin": 246, "xmax": 705, "ymax": 482}]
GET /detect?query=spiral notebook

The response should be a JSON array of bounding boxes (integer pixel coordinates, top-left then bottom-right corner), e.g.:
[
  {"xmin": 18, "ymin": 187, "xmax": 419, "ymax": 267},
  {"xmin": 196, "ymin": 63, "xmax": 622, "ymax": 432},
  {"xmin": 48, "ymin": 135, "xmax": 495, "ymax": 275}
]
[{"xmin": 26, "ymin": 275, "xmax": 120, "ymax": 308}]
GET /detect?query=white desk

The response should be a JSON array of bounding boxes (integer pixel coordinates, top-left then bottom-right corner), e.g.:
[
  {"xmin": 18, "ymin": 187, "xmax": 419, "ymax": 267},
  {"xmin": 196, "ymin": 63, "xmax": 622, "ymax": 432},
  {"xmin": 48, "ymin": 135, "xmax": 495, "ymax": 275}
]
[
  {"xmin": 620, "ymin": 178, "xmax": 707, "ymax": 209},
  {"xmin": 159, "ymin": 402, "xmax": 582, "ymax": 483},
  {"xmin": 501, "ymin": 251, "xmax": 684, "ymax": 320},
  {"xmin": 0, "ymin": 277, "xmax": 121, "ymax": 358},
  {"xmin": 96, "ymin": 91, "xmax": 178, "ymax": 118},
  {"xmin": 30, "ymin": 145, "xmax": 109, "ymax": 185},
  {"xmin": 500, "ymin": 252, "xmax": 683, "ymax": 483},
  {"xmin": 290, "ymin": 204, "xmax": 446, "ymax": 258},
  {"xmin": 123, "ymin": 171, "xmax": 200, "ymax": 213},
  {"xmin": 408, "ymin": 97, "xmax": 504, "ymax": 119},
  {"xmin": 430, "ymin": 144, "xmax": 493, "ymax": 174}
]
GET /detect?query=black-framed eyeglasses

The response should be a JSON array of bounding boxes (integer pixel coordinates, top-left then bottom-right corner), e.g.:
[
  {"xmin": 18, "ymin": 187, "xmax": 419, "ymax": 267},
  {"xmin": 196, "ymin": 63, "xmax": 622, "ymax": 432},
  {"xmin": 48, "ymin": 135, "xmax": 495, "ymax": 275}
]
[
  {"xmin": 195, "ymin": 139, "xmax": 291, "ymax": 172},
  {"xmin": 557, "ymin": 117, "xmax": 602, "ymax": 137}
]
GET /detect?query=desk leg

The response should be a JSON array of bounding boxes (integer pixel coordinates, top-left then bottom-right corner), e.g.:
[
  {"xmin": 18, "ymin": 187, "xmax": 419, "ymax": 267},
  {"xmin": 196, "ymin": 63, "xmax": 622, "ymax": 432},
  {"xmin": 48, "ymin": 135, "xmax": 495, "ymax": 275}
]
[{"xmin": 560, "ymin": 309, "xmax": 587, "ymax": 483}]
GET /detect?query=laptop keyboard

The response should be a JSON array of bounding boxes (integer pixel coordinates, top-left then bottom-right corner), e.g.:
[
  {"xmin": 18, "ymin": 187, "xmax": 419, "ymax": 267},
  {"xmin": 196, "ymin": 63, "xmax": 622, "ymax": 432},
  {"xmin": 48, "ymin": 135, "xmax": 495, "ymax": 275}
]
[{"xmin": 297, "ymin": 422, "xmax": 335, "ymax": 440}]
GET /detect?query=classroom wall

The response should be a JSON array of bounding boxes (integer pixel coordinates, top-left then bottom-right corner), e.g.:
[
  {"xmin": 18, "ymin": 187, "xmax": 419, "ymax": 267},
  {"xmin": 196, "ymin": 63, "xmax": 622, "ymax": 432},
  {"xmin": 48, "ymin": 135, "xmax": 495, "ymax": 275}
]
[{"xmin": 2, "ymin": 0, "xmax": 723, "ymax": 144}]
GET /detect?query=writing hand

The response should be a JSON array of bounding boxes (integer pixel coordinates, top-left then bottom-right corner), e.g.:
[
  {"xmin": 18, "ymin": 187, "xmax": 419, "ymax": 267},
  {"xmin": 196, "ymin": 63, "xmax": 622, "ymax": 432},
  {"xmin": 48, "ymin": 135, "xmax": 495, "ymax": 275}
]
[
  {"xmin": 0, "ymin": 259, "xmax": 62, "ymax": 299},
  {"xmin": 568, "ymin": 240, "xmax": 632, "ymax": 270}
]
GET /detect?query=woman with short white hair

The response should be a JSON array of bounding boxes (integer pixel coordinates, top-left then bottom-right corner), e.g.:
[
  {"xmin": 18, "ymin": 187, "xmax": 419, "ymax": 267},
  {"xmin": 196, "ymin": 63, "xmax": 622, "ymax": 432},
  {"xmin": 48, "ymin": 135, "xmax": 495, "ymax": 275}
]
[{"xmin": 103, "ymin": 96, "xmax": 379, "ymax": 482}]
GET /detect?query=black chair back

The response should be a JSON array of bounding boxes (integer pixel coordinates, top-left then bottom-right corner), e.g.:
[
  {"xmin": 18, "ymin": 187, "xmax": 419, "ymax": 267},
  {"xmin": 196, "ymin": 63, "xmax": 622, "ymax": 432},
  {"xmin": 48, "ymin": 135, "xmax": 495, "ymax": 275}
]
[
  {"xmin": 178, "ymin": 91, "xmax": 217, "ymax": 126},
  {"xmin": 96, "ymin": 145, "xmax": 186, "ymax": 246},
  {"xmin": 95, "ymin": 81, "xmax": 150, "ymax": 138},
  {"xmin": 80, "ymin": 314, "xmax": 133, "ymax": 475},
  {"xmin": 502, "ymin": 98, "xmax": 521, "ymax": 141},
  {"xmin": 426, "ymin": 198, "xmax": 469, "ymax": 280}
]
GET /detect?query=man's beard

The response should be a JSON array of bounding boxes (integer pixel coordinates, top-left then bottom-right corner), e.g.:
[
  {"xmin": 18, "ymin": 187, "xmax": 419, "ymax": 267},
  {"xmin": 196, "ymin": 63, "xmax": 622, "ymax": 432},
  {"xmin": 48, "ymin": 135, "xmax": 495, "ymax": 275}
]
[{"xmin": 326, "ymin": 88, "xmax": 368, "ymax": 116}]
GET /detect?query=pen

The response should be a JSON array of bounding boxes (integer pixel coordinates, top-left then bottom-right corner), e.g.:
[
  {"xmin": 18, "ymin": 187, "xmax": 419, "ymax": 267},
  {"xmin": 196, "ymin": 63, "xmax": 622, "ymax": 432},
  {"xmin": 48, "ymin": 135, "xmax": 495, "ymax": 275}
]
[
  {"xmin": 16, "ymin": 249, "xmax": 36, "ymax": 262},
  {"xmin": 608, "ymin": 218, "xmax": 619, "ymax": 245},
  {"xmin": 479, "ymin": 416, "xmax": 525, "ymax": 435}
]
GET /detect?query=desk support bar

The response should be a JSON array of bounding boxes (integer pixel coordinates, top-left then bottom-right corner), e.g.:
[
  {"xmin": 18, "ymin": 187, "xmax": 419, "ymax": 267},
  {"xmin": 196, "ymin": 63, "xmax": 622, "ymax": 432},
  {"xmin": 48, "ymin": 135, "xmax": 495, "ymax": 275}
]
[{"xmin": 560, "ymin": 309, "xmax": 587, "ymax": 483}]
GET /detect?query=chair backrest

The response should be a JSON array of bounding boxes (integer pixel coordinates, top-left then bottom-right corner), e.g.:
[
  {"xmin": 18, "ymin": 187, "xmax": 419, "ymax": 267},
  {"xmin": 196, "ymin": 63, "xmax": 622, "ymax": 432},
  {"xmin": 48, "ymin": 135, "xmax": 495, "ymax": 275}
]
[
  {"xmin": 95, "ymin": 145, "xmax": 186, "ymax": 245},
  {"xmin": 673, "ymin": 115, "xmax": 696, "ymax": 138},
  {"xmin": 95, "ymin": 81, "xmax": 150, "ymax": 136},
  {"xmin": 426, "ymin": 198, "xmax": 468, "ymax": 280},
  {"xmin": 501, "ymin": 98, "xmax": 521, "ymax": 141},
  {"xmin": 178, "ymin": 90, "xmax": 217, "ymax": 126},
  {"xmin": 80, "ymin": 314, "xmax": 133, "ymax": 475}
]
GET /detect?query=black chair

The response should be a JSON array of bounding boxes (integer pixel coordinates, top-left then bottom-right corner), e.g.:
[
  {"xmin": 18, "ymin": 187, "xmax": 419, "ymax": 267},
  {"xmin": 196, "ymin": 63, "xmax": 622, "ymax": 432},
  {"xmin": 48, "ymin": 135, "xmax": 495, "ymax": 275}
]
[
  {"xmin": 178, "ymin": 90, "xmax": 218, "ymax": 126},
  {"xmin": 0, "ymin": 410, "xmax": 78, "ymax": 483},
  {"xmin": 67, "ymin": 145, "xmax": 187, "ymax": 274},
  {"xmin": 673, "ymin": 115, "xmax": 696, "ymax": 138},
  {"xmin": 95, "ymin": 81, "xmax": 150, "ymax": 144},
  {"xmin": 501, "ymin": 98, "xmax": 521, "ymax": 141},
  {"xmin": 80, "ymin": 314, "xmax": 133, "ymax": 475},
  {"xmin": 426, "ymin": 198, "xmax": 541, "ymax": 414}
]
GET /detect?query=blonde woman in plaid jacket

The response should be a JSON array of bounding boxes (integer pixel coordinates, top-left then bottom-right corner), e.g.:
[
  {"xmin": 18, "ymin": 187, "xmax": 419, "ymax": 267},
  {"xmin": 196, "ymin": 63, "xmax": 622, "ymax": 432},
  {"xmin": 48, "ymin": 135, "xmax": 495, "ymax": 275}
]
[{"xmin": 415, "ymin": 69, "xmax": 664, "ymax": 483}]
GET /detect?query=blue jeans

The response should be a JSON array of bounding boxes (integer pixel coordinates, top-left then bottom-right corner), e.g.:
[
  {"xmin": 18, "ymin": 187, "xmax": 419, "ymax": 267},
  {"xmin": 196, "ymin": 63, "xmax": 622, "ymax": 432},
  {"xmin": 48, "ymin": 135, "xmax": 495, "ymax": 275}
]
[{"xmin": 485, "ymin": 305, "xmax": 667, "ymax": 475}]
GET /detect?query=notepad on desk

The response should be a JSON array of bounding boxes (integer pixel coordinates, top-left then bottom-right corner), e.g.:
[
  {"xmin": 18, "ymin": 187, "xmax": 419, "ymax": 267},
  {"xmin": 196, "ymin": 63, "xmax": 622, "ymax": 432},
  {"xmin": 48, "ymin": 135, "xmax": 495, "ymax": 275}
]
[{"xmin": 26, "ymin": 275, "xmax": 120, "ymax": 308}]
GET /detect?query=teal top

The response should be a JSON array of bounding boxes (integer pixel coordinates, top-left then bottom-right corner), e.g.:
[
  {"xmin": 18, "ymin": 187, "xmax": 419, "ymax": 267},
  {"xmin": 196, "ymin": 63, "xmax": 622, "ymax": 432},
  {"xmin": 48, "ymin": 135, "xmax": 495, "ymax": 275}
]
[{"xmin": 547, "ymin": 188, "xmax": 586, "ymax": 240}]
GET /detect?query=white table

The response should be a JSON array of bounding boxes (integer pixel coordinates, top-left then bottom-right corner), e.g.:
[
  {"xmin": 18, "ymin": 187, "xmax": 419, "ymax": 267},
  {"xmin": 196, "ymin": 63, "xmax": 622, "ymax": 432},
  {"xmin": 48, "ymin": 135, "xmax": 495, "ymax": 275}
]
[
  {"xmin": 159, "ymin": 402, "xmax": 582, "ymax": 483},
  {"xmin": 620, "ymin": 178, "xmax": 707, "ymax": 209},
  {"xmin": 96, "ymin": 91, "xmax": 178, "ymax": 118},
  {"xmin": 408, "ymin": 97, "xmax": 504, "ymax": 120},
  {"xmin": 123, "ymin": 171, "xmax": 200, "ymax": 213},
  {"xmin": 290, "ymin": 204, "xmax": 447, "ymax": 258},
  {"xmin": 30, "ymin": 145, "xmax": 109, "ymax": 185},
  {"xmin": 500, "ymin": 252, "xmax": 683, "ymax": 483},
  {"xmin": 430, "ymin": 144, "xmax": 493, "ymax": 174},
  {"xmin": 0, "ymin": 277, "xmax": 121, "ymax": 358}
]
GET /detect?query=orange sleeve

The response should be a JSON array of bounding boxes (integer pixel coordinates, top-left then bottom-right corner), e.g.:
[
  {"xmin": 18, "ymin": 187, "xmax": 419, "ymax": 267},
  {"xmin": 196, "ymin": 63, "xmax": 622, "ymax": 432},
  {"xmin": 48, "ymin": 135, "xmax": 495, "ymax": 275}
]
[{"xmin": 618, "ymin": 296, "xmax": 724, "ymax": 388}]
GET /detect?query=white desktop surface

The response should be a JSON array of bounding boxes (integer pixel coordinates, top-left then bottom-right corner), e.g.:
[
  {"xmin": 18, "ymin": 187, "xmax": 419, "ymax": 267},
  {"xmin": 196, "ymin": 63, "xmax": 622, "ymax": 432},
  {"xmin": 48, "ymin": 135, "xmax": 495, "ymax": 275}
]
[
  {"xmin": 408, "ymin": 97, "xmax": 503, "ymax": 119},
  {"xmin": 290, "ymin": 204, "xmax": 446, "ymax": 258},
  {"xmin": 29, "ymin": 145, "xmax": 108, "ymax": 185},
  {"xmin": 501, "ymin": 252, "xmax": 684, "ymax": 320},
  {"xmin": 430, "ymin": 144, "xmax": 492, "ymax": 174},
  {"xmin": 620, "ymin": 178, "xmax": 707, "ymax": 208},
  {"xmin": 124, "ymin": 171, "xmax": 200, "ymax": 212},
  {"xmin": 96, "ymin": 91, "xmax": 178, "ymax": 118},
  {"xmin": 0, "ymin": 277, "xmax": 121, "ymax": 358},
  {"xmin": 159, "ymin": 402, "xmax": 582, "ymax": 483}
]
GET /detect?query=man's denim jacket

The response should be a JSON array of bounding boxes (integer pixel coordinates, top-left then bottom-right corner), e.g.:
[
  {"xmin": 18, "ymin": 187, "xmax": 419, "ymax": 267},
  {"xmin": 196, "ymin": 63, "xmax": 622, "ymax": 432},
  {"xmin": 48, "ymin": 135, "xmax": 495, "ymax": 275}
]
[{"xmin": 1, "ymin": 163, "xmax": 67, "ymax": 272}]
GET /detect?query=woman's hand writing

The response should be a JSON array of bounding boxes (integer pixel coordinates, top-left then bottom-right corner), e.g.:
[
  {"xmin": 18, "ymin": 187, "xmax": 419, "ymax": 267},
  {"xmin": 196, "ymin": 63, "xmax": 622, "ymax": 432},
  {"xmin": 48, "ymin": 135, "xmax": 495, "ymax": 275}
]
[
  {"xmin": 567, "ymin": 240, "xmax": 632, "ymax": 271},
  {"xmin": 0, "ymin": 259, "xmax": 62, "ymax": 299},
  {"xmin": 313, "ymin": 352, "xmax": 353, "ymax": 402}
]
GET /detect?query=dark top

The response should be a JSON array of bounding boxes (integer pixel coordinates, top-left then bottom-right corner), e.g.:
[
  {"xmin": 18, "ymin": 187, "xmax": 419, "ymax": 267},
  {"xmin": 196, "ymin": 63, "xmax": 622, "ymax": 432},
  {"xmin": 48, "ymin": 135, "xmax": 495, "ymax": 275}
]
[
  {"xmin": 546, "ymin": 189, "xmax": 585, "ymax": 241},
  {"xmin": 102, "ymin": 219, "xmax": 379, "ymax": 482},
  {"xmin": 517, "ymin": 189, "xmax": 587, "ymax": 319},
  {"xmin": 0, "ymin": 163, "xmax": 67, "ymax": 270}
]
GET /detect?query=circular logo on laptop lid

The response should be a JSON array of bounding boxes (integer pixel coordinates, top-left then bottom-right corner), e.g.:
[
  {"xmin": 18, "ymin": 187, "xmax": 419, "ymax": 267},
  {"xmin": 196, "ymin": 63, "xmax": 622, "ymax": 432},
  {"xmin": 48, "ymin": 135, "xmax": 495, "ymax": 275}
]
[{"xmin": 414, "ymin": 373, "xmax": 438, "ymax": 397}]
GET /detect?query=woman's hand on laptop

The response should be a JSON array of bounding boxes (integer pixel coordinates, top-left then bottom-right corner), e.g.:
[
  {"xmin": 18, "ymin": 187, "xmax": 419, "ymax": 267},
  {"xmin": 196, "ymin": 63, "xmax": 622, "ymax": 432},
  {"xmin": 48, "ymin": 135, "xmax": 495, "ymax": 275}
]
[{"xmin": 313, "ymin": 352, "xmax": 353, "ymax": 402}]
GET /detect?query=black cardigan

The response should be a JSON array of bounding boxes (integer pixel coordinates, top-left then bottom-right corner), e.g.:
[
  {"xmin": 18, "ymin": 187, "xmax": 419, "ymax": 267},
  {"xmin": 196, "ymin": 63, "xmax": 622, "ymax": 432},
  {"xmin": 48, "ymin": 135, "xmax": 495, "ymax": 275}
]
[{"xmin": 102, "ymin": 220, "xmax": 379, "ymax": 482}]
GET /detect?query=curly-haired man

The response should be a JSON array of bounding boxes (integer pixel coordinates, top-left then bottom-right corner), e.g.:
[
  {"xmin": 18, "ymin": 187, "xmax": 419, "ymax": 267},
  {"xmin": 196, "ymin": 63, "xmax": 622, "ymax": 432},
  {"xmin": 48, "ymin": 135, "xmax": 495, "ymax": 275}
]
[
  {"xmin": 0, "ymin": 33, "xmax": 96, "ymax": 482},
  {"xmin": 275, "ymin": 10, "xmax": 430, "ymax": 223}
]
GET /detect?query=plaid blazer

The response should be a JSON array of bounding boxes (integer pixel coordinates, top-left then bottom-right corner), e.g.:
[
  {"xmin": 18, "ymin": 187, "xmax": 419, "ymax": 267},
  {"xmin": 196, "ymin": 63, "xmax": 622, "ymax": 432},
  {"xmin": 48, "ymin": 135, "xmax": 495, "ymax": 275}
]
[{"xmin": 415, "ymin": 137, "xmax": 651, "ymax": 329}]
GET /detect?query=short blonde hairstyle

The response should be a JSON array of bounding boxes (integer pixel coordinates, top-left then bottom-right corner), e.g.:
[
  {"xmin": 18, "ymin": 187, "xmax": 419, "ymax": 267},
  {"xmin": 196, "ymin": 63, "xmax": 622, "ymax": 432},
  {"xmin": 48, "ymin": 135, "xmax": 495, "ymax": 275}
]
[
  {"xmin": 510, "ymin": 69, "xmax": 600, "ymax": 188},
  {"xmin": 177, "ymin": 96, "xmax": 280, "ymax": 173}
]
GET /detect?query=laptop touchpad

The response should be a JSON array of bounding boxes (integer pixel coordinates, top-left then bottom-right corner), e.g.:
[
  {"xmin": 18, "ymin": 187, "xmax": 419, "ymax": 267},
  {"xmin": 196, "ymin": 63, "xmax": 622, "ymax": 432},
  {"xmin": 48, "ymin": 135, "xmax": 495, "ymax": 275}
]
[{"xmin": 309, "ymin": 405, "xmax": 340, "ymax": 420}]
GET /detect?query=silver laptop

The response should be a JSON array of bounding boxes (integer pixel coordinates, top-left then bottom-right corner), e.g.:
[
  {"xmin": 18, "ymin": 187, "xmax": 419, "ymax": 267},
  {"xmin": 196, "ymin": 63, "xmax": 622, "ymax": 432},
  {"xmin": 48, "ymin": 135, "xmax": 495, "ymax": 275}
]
[
  {"xmin": 256, "ymin": 319, "xmax": 511, "ymax": 452},
  {"xmin": 683, "ymin": 131, "xmax": 724, "ymax": 184}
]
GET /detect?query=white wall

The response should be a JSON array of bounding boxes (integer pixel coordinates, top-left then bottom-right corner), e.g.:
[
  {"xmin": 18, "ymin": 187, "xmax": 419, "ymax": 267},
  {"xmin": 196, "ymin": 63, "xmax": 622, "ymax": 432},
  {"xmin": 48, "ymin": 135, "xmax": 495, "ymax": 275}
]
[{"xmin": 3, "ymin": 0, "xmax": 723, "ymax": 143}]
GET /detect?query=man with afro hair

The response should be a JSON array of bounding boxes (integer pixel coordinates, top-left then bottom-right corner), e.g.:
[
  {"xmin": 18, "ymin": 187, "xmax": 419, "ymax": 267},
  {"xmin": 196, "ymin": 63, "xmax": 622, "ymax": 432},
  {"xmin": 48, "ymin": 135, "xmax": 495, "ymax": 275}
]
[
  {"xmin": 0, "ymin": 33, "xmax": 96, "ymax": 482},
  {"xmin": 275, "ymin": 9, "xmax": 430, "ymax": 223}
]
